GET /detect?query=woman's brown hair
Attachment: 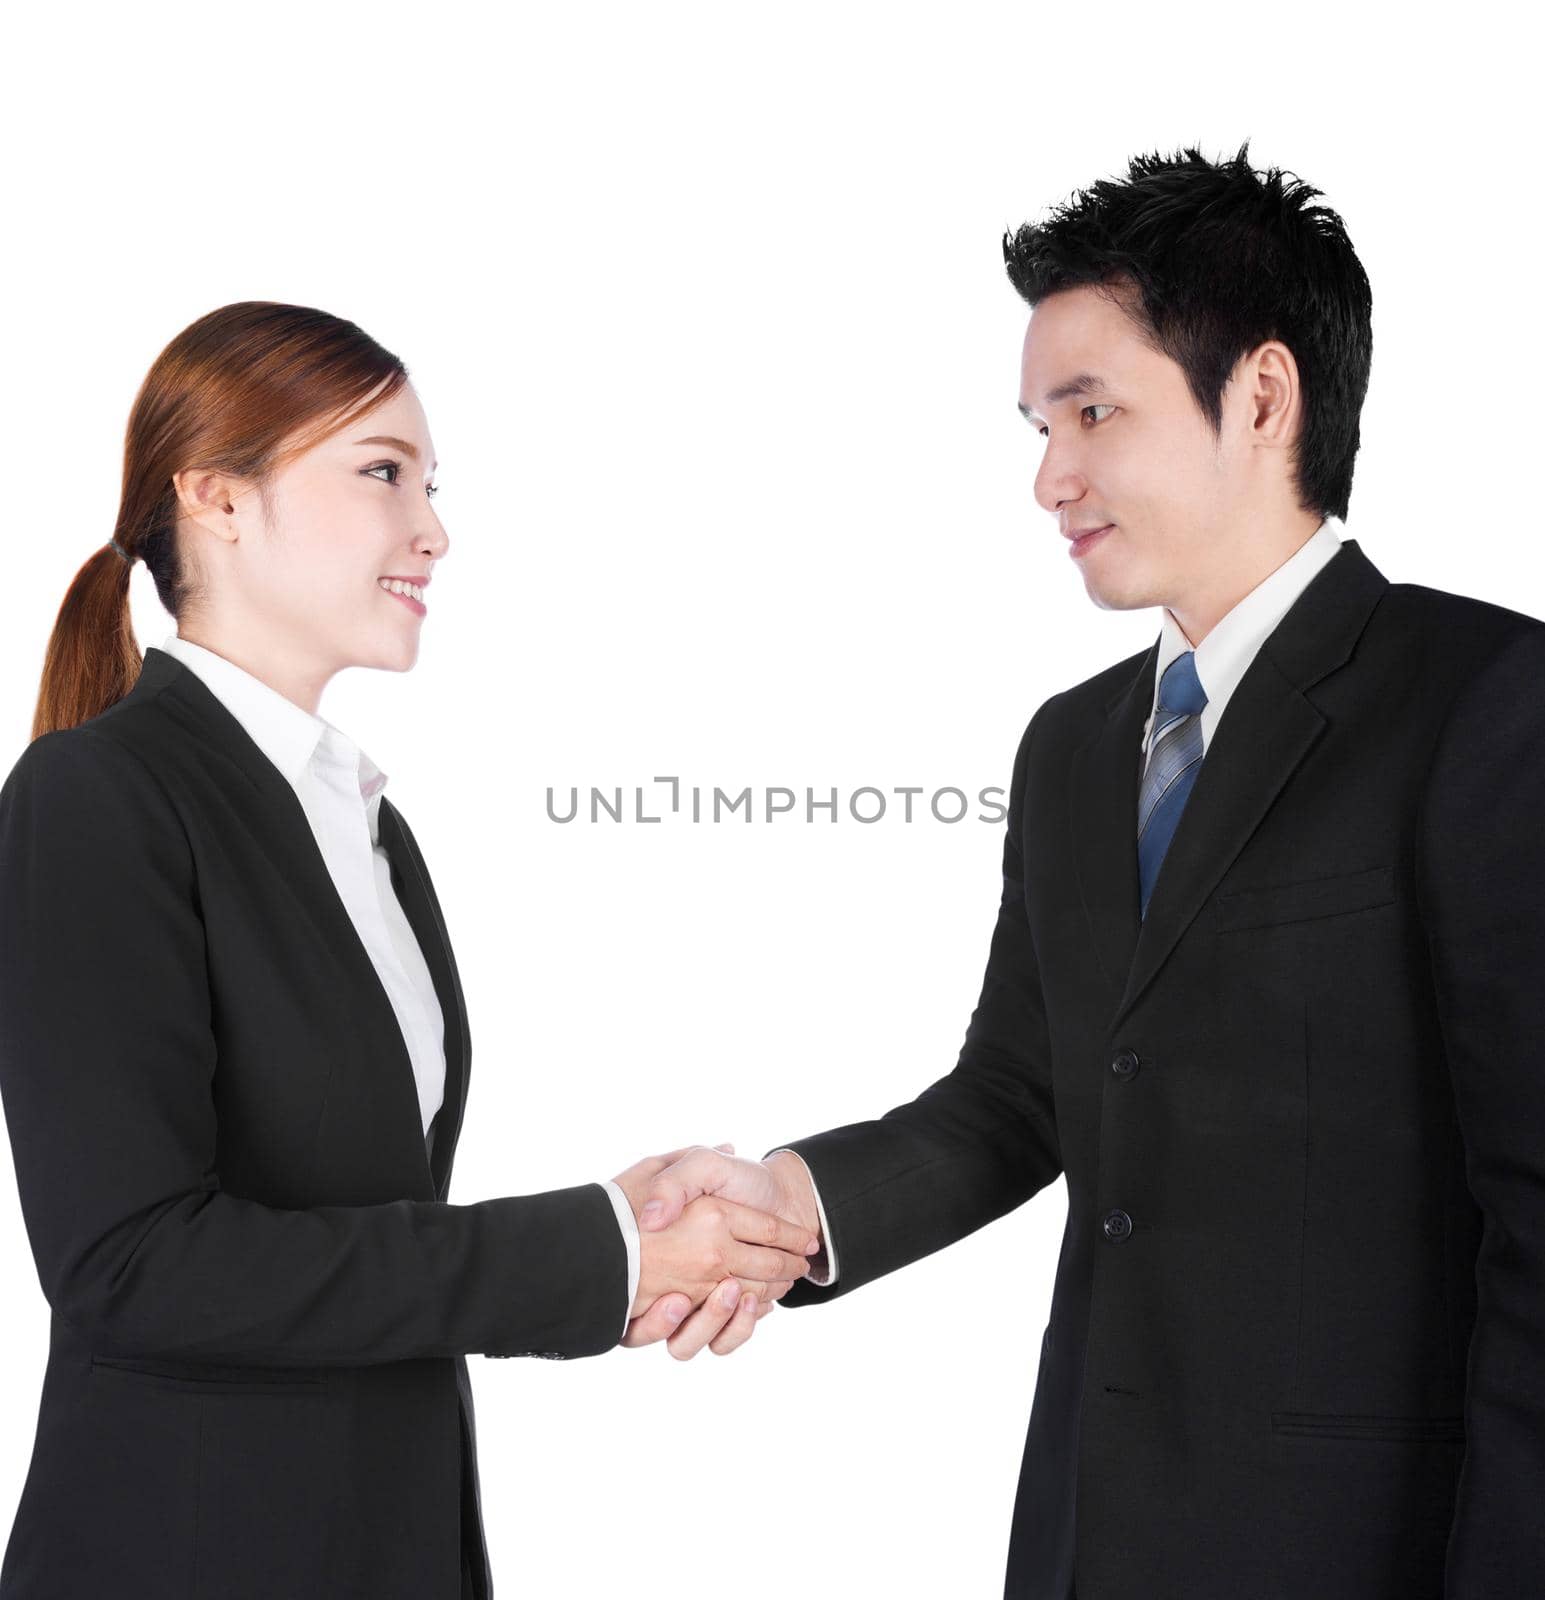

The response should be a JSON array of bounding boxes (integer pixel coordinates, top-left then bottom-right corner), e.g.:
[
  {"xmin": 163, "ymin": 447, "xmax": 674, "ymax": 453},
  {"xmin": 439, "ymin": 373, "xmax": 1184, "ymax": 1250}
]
[{"xmin": 34, "ymin": 301, "xmax": 408, "ymax": 739}]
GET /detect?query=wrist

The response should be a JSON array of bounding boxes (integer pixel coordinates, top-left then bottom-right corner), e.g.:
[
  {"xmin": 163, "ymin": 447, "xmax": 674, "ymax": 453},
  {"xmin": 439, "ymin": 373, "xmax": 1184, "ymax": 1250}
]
[{"xmin": 765, "ymin": 1150, "xmax": 821, "ymax": 1244}]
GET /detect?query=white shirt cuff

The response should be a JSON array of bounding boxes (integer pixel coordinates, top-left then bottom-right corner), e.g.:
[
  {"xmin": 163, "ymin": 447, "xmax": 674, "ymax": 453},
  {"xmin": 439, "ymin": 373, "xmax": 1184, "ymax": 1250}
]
[{"xmin": 601, "ymin": 1179, "xmax": 641, "ymax": 1339}]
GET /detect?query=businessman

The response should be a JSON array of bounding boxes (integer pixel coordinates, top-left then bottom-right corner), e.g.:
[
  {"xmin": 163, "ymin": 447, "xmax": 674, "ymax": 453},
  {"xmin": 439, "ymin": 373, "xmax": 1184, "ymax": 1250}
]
[{"xmin": 626, "ymin": 141, "xmax": 1545, "ymax": 1598}]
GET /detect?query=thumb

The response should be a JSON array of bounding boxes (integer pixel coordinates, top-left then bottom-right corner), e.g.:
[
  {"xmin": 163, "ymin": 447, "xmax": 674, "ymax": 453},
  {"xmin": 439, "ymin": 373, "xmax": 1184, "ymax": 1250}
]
[{"xmin": 640, "ymin": 1145, "xmax": 730, "ymax": 1230}]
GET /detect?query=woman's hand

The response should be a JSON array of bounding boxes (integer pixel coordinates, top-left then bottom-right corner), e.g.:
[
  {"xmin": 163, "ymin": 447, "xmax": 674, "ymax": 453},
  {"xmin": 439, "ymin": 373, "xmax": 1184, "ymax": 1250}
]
[
  {"xmin": 622, "ymin": 1271, "xmax": 786, "ymax": 1355},
  {"xmin": 612, "ymin": 1143, "xmax": 815, "ymax": 1358},
  {"xmin": 631, "ymin": 1189, "xmax": 815, "ymax": 1312}
]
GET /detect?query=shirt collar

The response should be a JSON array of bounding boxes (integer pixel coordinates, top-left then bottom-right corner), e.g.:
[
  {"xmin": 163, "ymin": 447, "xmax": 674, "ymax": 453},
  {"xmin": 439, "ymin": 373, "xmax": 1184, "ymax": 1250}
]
[
  {"xmin": 1150, "ymin": 516, "xmax": 1345, "ymax": 726},
  {"xmin": 157, "ymin": 632, "xmax": 389, "ymax": 806}
]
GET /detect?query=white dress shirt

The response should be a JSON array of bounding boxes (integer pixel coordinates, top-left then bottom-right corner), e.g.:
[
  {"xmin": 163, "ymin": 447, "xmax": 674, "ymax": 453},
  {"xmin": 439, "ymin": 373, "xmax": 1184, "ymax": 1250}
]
[
  {"xmin": 1140, "ymin": 516, "xmax": 1343, "ymax": 768},
  {"xmin": 156, "ymin": 632, "xmax": 641, "ymax": 1338},
  {"xmin": 784, "ymin": 515, "xmax": 1346, "ymax": 1288}
]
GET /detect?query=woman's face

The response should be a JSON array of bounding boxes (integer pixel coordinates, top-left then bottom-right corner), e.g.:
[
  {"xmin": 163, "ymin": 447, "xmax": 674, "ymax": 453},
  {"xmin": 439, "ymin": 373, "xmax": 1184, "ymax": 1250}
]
[{"xmin": 176, "ymin": 381, "xmax": 447, "ymax": 707}]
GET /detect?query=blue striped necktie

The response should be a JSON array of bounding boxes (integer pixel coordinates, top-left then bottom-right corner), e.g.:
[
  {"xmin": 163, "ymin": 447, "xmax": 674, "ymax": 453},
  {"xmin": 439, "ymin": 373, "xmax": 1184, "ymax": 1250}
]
[{"xmin": 1137, "ymin": 650, "xmax": 1208, "ymax": 919}]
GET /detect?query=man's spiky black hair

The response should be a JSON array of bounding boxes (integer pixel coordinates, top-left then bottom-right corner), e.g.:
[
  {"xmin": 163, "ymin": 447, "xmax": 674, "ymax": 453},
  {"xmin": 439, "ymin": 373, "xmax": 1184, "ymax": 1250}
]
[{"xmin": 1004, "ymin": 139, "xmax": 1372, "ymax": 522}]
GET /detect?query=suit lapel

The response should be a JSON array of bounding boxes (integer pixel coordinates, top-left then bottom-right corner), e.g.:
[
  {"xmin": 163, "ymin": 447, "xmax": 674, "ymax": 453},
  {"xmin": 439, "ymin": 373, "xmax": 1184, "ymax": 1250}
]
[
  {"xmin": 1067, "ymin": 637, "xmax": 1153, "ymax": 1004},
  {"xmin": 378, "ymin": 797, "xmax": 469, "ymax": 1200},
  {"xmin": 131, "ymin": 647, "xmax": 465, "ymax": 1200},
  {"xmin": 1067, "ymin": 538, "xmax": 1389, "ymax": 1037}
]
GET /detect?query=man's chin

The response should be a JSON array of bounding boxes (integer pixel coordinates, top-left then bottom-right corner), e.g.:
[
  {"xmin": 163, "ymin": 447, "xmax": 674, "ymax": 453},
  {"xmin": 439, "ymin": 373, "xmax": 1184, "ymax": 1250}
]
[{"xmin": 1079, "ymin": 575, "xmax": 1149, "ymax": 614}]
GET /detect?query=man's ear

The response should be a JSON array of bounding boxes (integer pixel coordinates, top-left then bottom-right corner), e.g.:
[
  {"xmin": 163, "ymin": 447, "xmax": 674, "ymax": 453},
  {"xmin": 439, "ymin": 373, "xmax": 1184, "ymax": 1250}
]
[{"xmin": 1247, "ymin": 338, "xmax": 1303, "ymax": 448}]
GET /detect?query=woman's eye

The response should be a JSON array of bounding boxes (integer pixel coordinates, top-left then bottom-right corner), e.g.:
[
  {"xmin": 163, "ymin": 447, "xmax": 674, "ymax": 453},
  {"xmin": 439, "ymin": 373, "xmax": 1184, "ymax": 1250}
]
[{"xmin": 366, "ymin": 462, "xmax": 438, "ymax": 499}]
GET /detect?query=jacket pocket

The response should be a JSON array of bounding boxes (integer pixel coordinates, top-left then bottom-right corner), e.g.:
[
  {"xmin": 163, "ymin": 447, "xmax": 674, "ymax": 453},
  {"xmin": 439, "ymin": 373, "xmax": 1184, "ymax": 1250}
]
[
  {"xmin": 1270, "ymin": 1409, "xmax": 1465, "ymax": 1442},
  {"xmin": 90, "ymin": 1355, "xmax": 326, "ymax": 1394},
  {"xmin": 1213, "ymin": 864, "xmax": 1396, "ymax": 933}
]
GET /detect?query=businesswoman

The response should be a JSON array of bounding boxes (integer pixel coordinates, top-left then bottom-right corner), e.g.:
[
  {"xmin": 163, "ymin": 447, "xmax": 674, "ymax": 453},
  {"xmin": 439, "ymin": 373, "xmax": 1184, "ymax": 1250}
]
[{"xmin": 0, "ymin": 301, "xmax": 818, "ymax": 1600}]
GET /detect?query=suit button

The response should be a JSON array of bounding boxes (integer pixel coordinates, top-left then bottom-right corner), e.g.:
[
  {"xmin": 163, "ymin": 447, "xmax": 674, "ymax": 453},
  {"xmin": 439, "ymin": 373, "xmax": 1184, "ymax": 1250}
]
[
  {"xmin": 1111, "ymin": 1049, "xmax": 1140, "ymax": 1079},
  {"xmin": 1103, "ymin": 1209, "xmax": 1133, "ymax": 1242}
]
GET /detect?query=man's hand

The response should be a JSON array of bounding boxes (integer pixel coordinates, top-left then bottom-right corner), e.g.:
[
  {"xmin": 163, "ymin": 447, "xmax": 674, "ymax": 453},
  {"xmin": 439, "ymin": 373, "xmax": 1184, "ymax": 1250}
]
[
  {"xmin": 611, "ymin": 1144, "xmax": 820, "ymax": 1359},
  {"xmin": 621, "ymin": 1144, "xmax": 824, "ymax": 1357},
  {"xmin": 642, "ymin": 1144, "xmax": 822, "ymax": 1243}
]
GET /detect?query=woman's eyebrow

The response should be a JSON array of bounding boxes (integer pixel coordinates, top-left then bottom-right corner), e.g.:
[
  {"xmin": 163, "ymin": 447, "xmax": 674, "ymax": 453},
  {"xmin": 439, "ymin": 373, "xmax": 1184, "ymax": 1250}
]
[{"xmin": 353, "ymin": 434, "xmax": 438, "ymax": 473}]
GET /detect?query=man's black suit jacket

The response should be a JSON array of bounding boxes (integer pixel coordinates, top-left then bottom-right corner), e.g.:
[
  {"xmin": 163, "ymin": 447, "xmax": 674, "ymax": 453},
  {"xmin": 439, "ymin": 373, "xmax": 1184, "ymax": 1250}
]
[
  {"xmin": 0, "ymin": 646, "xmax": 629, "ymax": 1600},
  {"xmin": 771, "ymin": 538, "xmax": 1545, "ymax": 1599}
]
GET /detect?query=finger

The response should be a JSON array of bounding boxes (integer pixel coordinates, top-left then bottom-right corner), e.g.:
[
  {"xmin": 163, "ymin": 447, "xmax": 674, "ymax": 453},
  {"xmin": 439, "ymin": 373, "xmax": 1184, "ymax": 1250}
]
[
  {"xmin": 620, "ymin": 1293, "xmax": 692, "ymax": 1348},
  {"xmin": 621, "ymin": 1149, "xmax": 688, "ymax": 1185},
  {"xmin": 758, "ymin": 1278, "xmax": 795, "ymax": 1304},
  {"xmin": 753, "ymin": 1294, "xmax": 777, "ymax": 1320},
  {"xmin": 717, "ymin": 1197, "xmax": 821, "ymax": 1257},
  {"xmin": 610, "ymin": 1145, "xmax": 699, "ymax": 1189},
  {"xmin": 633, "ymin": 1141, "xmax": 730, "ymax": 1187},
  {"xmin": 640, "ymin": 1146, "xmax": 729, "ymax": 1232},
  {"xmin": 727, "ymin": 1275, "xmax": 786, "ymax": 1300},
  {"xmin": 667, "ymin": 1277, "xmax": 743, "ymax": 1360},
  {"xmin": 723, "ymin": 1241, "xmax": 820, "ymax": 1283},
  {"xmin": 708, "ymin": 1289, "xmax": 760, "ymax": 1356}
]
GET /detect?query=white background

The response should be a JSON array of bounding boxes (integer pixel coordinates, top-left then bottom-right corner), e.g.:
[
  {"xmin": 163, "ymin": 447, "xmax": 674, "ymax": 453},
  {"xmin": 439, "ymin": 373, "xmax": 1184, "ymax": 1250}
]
[{"xmin": 1, "ymin": 4, "xmax": 1538, "ymax": 1595}]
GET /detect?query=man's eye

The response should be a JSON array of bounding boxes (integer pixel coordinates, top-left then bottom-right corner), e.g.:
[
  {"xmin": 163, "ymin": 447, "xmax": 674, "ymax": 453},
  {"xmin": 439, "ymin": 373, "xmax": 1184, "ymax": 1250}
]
[{"xmin": 1037, "ymin": 404, "xmax": 1115, "ymax": 438}]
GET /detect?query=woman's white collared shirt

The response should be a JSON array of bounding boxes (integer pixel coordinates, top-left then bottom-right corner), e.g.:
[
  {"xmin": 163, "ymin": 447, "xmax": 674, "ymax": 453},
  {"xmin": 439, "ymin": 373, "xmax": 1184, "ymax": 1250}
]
[{"xmin": 155, "ymin": 632, "xmax": 640, "ymax": 1332}]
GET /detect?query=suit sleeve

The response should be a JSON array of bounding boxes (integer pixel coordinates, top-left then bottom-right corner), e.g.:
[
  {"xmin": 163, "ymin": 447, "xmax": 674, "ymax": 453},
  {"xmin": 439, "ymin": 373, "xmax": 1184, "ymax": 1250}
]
[
  {"xmin": 1417, "ymin": 625, "xmax": 1545, "ymax": 1592},
  {"xmin": 765, "ymin": 705, "xmax": 1063, "ymax": 1306},
  {"xmin": 0, "ymin": 727, "xmax": 627, "ymax": 1367}
]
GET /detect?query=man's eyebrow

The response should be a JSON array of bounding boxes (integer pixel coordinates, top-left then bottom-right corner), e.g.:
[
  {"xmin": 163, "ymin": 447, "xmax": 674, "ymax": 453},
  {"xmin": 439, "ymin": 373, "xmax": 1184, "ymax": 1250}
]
[
  {"xmin": 353, "ymin": 435, "xmax": 438, "ymax": 473},
  {"xmin": 1018, "ymin": 372, "xmax": 1112, "ymax": 424}
]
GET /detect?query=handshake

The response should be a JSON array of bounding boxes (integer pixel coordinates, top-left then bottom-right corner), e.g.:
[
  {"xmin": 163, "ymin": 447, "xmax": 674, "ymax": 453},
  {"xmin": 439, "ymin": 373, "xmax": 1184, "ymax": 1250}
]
[{"xmin": 609, "ymin": 1144, "xmax": 823, "ymax": 1360}]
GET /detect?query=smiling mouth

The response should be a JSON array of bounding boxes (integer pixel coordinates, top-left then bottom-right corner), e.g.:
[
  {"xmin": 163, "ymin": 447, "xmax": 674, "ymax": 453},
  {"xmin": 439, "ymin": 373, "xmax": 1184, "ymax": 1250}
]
[{"xmin": 380, "ymin": 581, "xmax": 427, "ymax": 616}]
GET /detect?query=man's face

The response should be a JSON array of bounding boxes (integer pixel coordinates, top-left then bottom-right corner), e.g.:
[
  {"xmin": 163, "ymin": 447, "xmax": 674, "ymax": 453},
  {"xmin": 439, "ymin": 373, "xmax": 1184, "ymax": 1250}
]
[{"xmin": 1019, "ymin": 282, "xmax": 1251, "ymax": 626}]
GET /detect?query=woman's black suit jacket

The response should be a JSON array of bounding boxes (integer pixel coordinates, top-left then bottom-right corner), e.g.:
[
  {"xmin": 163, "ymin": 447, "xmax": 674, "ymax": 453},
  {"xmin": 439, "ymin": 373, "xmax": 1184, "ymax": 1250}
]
[{"xmin": 0, "ymin": 645, "xmax": 628, "ymax": 1599}]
